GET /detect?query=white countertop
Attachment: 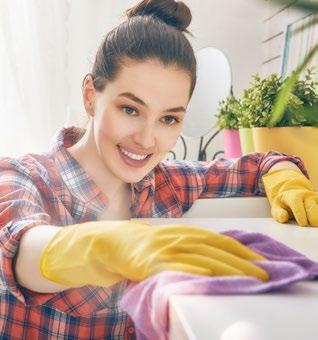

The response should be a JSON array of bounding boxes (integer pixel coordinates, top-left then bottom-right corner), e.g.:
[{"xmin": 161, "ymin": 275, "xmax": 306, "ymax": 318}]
[{"xmin": 147, "ymin": 218, "xmax": 318, "ymax": 340}]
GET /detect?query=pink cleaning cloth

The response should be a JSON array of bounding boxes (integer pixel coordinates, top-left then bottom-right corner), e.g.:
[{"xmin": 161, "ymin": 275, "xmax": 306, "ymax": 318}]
[{"xmin": 120, "ymin": 230, "xmax": 318, "ymax": 340}]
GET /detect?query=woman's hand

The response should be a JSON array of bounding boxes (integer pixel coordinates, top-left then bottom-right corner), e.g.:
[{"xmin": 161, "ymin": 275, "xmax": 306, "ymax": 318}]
[
  {"xmin": 40, "ymin": 220, "xmax": 268, "ymax": 288},
  {"xmin": 263, "ymin": 169, "xmax": 318, "ymax": 227}
]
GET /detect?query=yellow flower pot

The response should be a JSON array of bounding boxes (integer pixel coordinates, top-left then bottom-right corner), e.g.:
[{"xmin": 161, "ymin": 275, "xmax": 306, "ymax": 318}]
[{"xmin": 252, "ymin": 127, "xmax": 318, "ymax": 190}]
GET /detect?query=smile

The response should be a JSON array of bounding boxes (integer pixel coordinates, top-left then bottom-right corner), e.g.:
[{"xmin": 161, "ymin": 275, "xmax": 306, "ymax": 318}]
[
  {"xmin": 117, "ymin": 146, "xmax": 153, "ymax": 168},
  {"xmin": 118, "ymin": 146, "xmax": 148, "ymax": 160}
]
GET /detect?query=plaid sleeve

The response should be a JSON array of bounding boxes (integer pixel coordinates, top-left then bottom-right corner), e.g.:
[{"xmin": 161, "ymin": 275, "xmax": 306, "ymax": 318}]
[
  {"xmin": 157, "ymin": 160, "xmax": 207, "ymax": 214},
  {"xmin": 0, "ymin": 158, "xmax": 51, "ymax": 304},
  {"xmin": 200, "ymin": 151, "xmax": 307, "ymax": 198}
]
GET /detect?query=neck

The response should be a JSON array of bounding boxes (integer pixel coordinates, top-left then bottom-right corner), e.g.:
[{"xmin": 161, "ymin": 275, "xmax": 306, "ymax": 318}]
[{"xmin": 68, "ymin": 122, "xmax": 129, "ymax": 200}]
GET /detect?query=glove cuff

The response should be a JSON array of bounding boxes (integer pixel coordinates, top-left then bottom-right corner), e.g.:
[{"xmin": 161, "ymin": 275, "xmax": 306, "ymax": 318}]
[{"xmin": 262, "ymin": 169, "xmax": 313, "ymax": 201}]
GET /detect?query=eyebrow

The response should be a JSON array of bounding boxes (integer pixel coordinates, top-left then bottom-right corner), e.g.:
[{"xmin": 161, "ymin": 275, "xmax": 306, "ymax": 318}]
[{"xmin": 118, "ymin": 92, "xmax": 186, "ymax": 113}]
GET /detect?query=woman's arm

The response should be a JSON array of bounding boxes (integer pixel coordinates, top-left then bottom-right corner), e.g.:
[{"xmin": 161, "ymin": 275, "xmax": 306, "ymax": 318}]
[
  {"xmin": 267, "ymin": 160, "xmax": 302, "ymax": 173},
  {"xmin": 198, "ymin": 151, "xmax": 307, "ymax": 198},
  {"xmin": 15, "ymin": 225, "xmax": 69, "ymax": 293},
  {"xmin": 0, "ymin": 160, "xmax": 70, "ymax": 294}
]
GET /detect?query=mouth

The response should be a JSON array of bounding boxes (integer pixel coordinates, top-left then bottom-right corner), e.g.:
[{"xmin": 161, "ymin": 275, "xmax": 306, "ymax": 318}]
[{"xmin": 117, "ymin": 145, "xmax": 152, "ymax": 168}]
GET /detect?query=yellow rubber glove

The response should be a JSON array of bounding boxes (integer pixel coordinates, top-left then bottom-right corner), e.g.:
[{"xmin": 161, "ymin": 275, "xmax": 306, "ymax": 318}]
[
  {"xmin": 262, "ymin": 169, "xmax": 318, "ymax": 227},
  {"xmin": 40, "ymin": 220, "xmax": 269, "ymax": 288}
]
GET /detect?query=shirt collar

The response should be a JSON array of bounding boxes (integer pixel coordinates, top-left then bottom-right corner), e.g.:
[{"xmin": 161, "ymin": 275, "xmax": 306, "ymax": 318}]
[
  {"xmin": 132, "ymin": 169, "xmax": 155, "ymax": 192},
  {"xmin": 50, "ymin": 127, "xmax": 107, "ymax": 206}
]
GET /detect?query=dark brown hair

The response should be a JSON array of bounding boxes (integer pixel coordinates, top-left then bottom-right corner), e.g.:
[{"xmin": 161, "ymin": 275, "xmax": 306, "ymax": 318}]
[{"xmin": 90, "ymin": 0, "xmax": 196, "ymax": 98}]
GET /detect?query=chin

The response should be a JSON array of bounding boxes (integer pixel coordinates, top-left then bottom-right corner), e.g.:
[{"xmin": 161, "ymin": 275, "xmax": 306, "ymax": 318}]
[{"xmin": 119, "ymin": 169, "xmax": 152, "ymax": 184}]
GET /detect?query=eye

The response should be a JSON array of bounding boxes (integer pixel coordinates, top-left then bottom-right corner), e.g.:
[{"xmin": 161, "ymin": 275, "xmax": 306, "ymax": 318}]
[
  {"xmin": 121, "ymin": 106, "xmax": 137, "ymax": 116},
  {"xmin": 161, "ymin": 115, "xmax": 180, "ymax": 125}
]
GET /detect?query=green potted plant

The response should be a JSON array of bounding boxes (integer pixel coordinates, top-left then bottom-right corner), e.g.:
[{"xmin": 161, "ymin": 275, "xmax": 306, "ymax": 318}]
[
  {"xmin": 215, "ymin": 95, "xmax": 242, "ymax": 158},
  {"xmin": 242, "ymin": 68, "xmax": 318, "ymax": 189}
]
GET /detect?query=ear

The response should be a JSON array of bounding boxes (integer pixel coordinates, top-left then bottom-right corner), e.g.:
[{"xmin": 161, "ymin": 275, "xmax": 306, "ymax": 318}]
[{"xmin": 82, "ymin": 74, "xmax": 96, "ymax": 117}]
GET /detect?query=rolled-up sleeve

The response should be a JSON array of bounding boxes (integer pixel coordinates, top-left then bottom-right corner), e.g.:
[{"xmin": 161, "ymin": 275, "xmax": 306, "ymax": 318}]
[
  {"xmin": 200, "ymin": 151, "xmax": 307, "ymax": 198},
  {"xmin": 0, "ymin": 159, "xmax": 51, "ymax": 303}
]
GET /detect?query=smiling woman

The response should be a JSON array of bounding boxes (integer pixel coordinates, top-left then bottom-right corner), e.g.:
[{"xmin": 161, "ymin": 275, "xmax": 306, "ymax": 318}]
[
  {"xmin": 70, "ymin": 58, "xmax": 190, "ymax": 189},
  {"xmin": 0, "ymin": 0, "xmax": 317, "ymax": 339}
]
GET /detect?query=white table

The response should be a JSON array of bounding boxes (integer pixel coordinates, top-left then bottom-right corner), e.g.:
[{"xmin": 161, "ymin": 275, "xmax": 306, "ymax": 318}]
[{"xmin": 148, "ymin": 218, "xmax": 318, "ymax": 340}]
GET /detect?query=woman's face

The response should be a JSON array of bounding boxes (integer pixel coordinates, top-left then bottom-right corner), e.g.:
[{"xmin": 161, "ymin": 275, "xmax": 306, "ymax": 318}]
[{"xmin": 86, "ymin": 58, "xmax": 191, "ymax": 184}]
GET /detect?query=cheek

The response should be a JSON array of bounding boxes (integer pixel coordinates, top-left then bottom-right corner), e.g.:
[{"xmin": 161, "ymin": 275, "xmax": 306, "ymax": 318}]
[
  {"xmin": 156, "ymin": 127, "xmax": 182, "ymax": 153},
  {"xmin": 95, "ymin": 110, "xmax": 131, "ymax": 144}
]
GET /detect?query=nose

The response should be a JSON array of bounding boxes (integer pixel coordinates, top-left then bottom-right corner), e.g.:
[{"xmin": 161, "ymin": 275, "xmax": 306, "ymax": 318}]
[{"xmin": 132, "ymin": 122, "xmax": 156, "ymax": 149}]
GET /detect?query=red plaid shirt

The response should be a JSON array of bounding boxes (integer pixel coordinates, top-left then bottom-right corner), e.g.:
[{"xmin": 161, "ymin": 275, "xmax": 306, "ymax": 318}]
[{"xmin": 0, "ymin": 127, "xmax": 306, "ymax": 339}]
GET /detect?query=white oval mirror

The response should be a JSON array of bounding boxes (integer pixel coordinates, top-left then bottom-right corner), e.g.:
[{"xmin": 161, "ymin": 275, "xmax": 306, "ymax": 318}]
[{"xmin": 182, "ymin": 47, "xmax": 232, "ymax": 138}]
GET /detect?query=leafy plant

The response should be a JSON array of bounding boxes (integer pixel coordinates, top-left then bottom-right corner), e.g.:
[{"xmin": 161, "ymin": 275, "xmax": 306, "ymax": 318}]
[
  {"xmin": 215, "ymin": 95, "xmax": 241, "ymax": 129},
  {"xmin": 269, "ymin": 44, "xmax": 318, "ymax": 127},
  {"xmin": 237, "ymin": 105, "xmax": 251, "ymax": 129},
  {"xmin": 241, "ymin": 74, "xmax": 279, "ymax": 127},
  {"xmin": 239, "ymin": 73, "xmax": 301, "ymax": 127},
  {"xmin": 240, "ymin": 68, "xmax": 318, "ymax": 128},
  {"xmin": 277, "ymin": 67, "xmax": 318, "ymax": 126}
]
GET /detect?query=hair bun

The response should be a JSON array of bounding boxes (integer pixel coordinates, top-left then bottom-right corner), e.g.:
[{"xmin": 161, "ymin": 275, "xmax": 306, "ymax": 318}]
[{"xmin": 126, "ymin": 0, "xmax": 192, "ymax": 33}]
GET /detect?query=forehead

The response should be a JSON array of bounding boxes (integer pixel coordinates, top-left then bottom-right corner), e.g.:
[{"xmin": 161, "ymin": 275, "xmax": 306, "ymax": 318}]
[{"xmin": 105, "ymin": 58, "xmax": 191, "ymax": 104}]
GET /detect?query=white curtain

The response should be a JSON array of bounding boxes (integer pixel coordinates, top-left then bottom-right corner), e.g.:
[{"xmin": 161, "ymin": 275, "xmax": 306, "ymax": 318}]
[{"xmin": 0, "ymin": 0, "xmax": 70, "ymax": 157}]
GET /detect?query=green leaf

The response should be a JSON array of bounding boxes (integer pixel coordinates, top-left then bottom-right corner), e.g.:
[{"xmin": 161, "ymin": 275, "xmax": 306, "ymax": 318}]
[
  {"xmin": 267, "ymin": 0, "xmax": 318, "ymax": 12},
  {"xmin": 269, "ymin": 44, "xmax": 318, "ymax": 127},
  {"xmin": 294, "ymin": 105, "xmax": 318, "ymax": 126}
]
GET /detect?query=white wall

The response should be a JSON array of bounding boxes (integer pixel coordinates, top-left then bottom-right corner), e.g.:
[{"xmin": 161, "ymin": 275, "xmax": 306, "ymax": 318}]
[
  {"xmin": 261, "ymin": 0, "xmax": 313, "ymax": 77},
  {"xmin": 188, "ymin": 0, "xmax": 267, "ymax": 96},
  {"xmin": 66, "ymin": 0, "xmax": 267, "ymax": 160},
  {"xmin": 175, "ymin": 0, "xmax": 268, "ymax": 160}
]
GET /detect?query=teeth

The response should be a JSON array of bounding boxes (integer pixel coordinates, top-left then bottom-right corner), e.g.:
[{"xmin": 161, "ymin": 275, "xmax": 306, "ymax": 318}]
[{"xmin": 119, "ymin": 147, "xmax": 148, "ymax": 160}]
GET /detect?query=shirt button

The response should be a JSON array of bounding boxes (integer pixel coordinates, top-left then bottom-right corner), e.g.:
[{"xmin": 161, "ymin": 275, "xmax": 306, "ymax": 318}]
[{"xmin": 128, "ymin": 326, "xmax": 135, "ymax": 334}]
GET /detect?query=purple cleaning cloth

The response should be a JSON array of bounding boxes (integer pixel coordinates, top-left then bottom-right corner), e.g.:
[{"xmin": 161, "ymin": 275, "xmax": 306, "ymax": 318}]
[{"xmin": 120, "ymin": 230, "xmax": 318, "ymax": 340}]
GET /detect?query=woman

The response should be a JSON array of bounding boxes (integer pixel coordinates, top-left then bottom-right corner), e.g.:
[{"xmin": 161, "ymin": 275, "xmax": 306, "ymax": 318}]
[{"xmin": 1, "ymin": 0, "xmax": 317, "ymax": 338}]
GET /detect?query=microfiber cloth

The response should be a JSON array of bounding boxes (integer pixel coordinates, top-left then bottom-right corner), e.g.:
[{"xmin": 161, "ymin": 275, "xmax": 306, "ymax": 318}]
[{"xmin": 120, "ymin": 230, "xmax": 318, "ymax": 340}]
